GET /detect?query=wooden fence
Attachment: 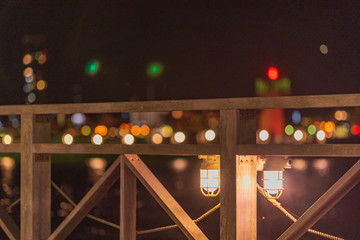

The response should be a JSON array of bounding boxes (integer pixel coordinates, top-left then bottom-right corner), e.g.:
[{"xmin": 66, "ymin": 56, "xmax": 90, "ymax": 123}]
[{"xmin": 0, "ymin": 93, "xmax": 359, "ymax": 240}]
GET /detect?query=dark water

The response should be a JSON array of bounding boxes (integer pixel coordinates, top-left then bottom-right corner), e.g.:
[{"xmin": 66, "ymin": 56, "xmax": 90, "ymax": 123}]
[{"xmin": 0, "ymin": 154, "xmax": 358, "ymax": 240}]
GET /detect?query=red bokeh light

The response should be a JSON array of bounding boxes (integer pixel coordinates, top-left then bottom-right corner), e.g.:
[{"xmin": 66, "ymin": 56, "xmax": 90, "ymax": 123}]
[
  {"xmin": 267, "ymin": 67, "xmax": 279, "ymax": 80},
  {"xmin": 352, "ymin": 124, "xmax": 360, "ymax": 135}
]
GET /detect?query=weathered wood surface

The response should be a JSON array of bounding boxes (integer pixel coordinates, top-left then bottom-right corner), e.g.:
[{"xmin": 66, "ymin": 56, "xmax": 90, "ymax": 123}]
[
  {"xmin": 120, "ymin": 155, "xmax": 136, "ymax": 240},
  {"xmin": 278, "ymin": 160, "xmax": 360, "ymax": 240},
  {"xmin": 0, "ymin": 206, "xmax": 20, "ymax": 240},
  {"xmin": 0, "ymin": 144, "xmax": 21, "ymax": 153},
  {"xmin": 0, "ymin": 94, "xmax": 359, "ymax": 115},
  {"xmin": 48, "ymin": 158, "xmax": 120, "ymax": 240},
  {"xmin": 32, "ymin": 143, "xmax": 360, "ymax": 157},
  {"xmin": 220, "ymin": 110, "xmax": 238, "ymax": 239},
  {"xmin": 124, "ymin": 154, "xmax": 208, "ymax": 240}
]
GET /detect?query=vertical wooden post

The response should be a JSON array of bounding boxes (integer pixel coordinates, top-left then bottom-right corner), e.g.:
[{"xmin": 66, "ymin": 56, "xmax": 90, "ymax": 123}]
[
  {"xmin": 220, "ymin": 110, "xmax": 257, "ymax": 240},
  {"xmin": 120, "ymin": 155, "xmax": 136, "ymax": 240},
  {"xmin": 21, "ymin": 114, "xmax": 51, "ymax": 240},
  {"xmin": 237, "ymin": 110, "xmax": 257, "ymax": 240},
  {"xmin": 220, "ymin": 110, "xmax": 238, "ymax": 239}
]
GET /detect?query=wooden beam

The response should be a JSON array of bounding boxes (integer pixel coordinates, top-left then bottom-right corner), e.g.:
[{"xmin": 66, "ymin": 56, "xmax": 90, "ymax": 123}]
[
  {"xmin": 124, "ymin": 154, "xmax": 208, "ymax": 240},
  {"xmin": 278, "ymin": 160, "xmax": 360, "ymax": 240},
  {"xmin": 48, "ymin": 158, "xmax": 120, "ymax": 240},
  {"xmin": 220, "ymin": 110, "xmax": 238, "ymax": 239},
  {"xmin": 32, "ymin": 143, "xmax": 219, "ymax": 155},
  {"xmin": 0, "ymin": 206, "xmax": 20, "ymax": 240},
  {"xmin": 120, "ymin": 155, "xmax": 136, "ymax": 240},
  {"xmin": 0, "ymin": 94, "xmax": 359, "ymax": 115},
  {"xmin": 21, "ymin": 114, "xmax": 52, "ymax": 240},
  {"xmin": 0, "ymin": 144, "xmax": 21, "ymax": 153}
]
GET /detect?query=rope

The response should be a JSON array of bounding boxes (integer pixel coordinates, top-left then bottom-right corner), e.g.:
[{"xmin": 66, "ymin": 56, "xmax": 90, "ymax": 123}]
[
  {"xmin": 257, "ymin": 184, "xmax": 345, "ymax": 240},
  {"xmin": 51, "ymin": 181, "xmax": 120, "ymax": 230},
  {"xmin": 136, "ymin": 203, "xmax": 220, "ymax": 235},
  {"xmin": 7, "ymin": 198, "xmax": 20, "ymax": 212}
]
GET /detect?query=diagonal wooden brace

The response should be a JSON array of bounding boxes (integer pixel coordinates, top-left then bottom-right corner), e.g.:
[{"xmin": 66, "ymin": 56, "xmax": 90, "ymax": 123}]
[
  {"xmin": 0, "ymin": 206, "xmax": 20, "ymax": 240},
  {"xmin": 278, "ymin": 160, "xmax": 360, "ymax": 240},
  {"xmin": 48, "ymin": 157, "xmax": 120, "ymax": 240},
  {"xmin": 124, "ymin": 154, "xmax": 208, "ymax": 240}
]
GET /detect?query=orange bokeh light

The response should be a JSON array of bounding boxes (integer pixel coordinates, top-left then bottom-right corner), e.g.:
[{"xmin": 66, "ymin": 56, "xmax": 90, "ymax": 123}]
[
  {"xmin": 130, "ymin": 125, "xmax": 141, "ymax": 136},
  {"xmin": 94, "ymin": 125, "xmax": 108, "ymax": 136}
]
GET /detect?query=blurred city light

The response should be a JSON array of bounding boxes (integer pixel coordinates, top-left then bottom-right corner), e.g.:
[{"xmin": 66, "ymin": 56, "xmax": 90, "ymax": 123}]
[
  {"xmin": 62, "ymin": 133, "xmax": 74, "ymax": 145},
  {"xmin": 259, "ymin": 130, "xmax": 269, "ymax": 141},
  {"xmin": 151, "ymin": 133, "xmax": 163, "ymax": 144},
  {"xmin": 123, "ymin": 134, "xmax": 135, "ymax": 145},
  {"xmin": 85, "ymin": 60, "xmax": 100, "ymax": 76},
  {"xmin": 146, "ymin": 62, "xmax": 164, "ymax": 77},
  {"xmin": 205, "ymin": 129, "xmax": 216, "ymax": 141},
  {"xmin": 2, "ymin": 134, "xmax": 13, "ymax": 145},
  {"xmin": 267, "ymin": 67, "xmax": 279, "ymax": 81},
  {"xmin": 174, "ymin": 131, "xmax": 186, "ymax": 143},
  {"xmin": 284, "ymin": 124, "xmax": 294, "ymax": 136},
  {"xmin": 92, "ymin": 134, "xmax": 103, "ymax": 145}
]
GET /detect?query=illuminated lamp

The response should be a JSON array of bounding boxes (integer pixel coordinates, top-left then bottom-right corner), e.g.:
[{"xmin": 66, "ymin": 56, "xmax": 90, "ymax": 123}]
[
  {"xmin": 199, "ymin": 155, "xmax": 220, "ymax": 197},
  {"xmin": 262, "ymin": 156, "xmax": 291, "ymax": 199}
]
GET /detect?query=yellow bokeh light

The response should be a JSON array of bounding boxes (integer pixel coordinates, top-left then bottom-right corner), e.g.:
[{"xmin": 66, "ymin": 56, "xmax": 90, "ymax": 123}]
[
  {"xmin": 62, "ymin": 133, "xmax": 74, "ymax": 145},
  {"xmin": 324, "ymin": 121, "xmax": 335, "ymax": 132},
  {"xmin": 23, "ymin": 54, "xmax": 32, "ymax": 65},
  {"xmin": 140, "ymin": 125, "xmax": 150, "ymax": 136},
  {"xmin": 94, "ymin": 125, "xmax": 108, "ymax": 136},
  {"xmin": 37, "ymin": 80, "xmax": 47, "ymax": 91},
  {"xmin": 171, "ymin": 111, "xmax": 183, "ymax": 119},
  {"xmin": 174, "ymin": 132, "xmax": 186, "ymax": 143},
  {"xmin": 152, "ymin": 133, "xmax": 163, "ymax": 144},
  {"xmin": 92, "ymin": 134, "xmax": 103, "ymax": 145},
  {"xmin": 160, "ymin": 125, "xmax": 173, "ymax": 138},
  {"xmin": 119, "ymin": 123, "xmax": 130, "ymax": 136},
  {"xmin": 81, "ymin": 125, "xmax": 91, "ymax": 136},
  {"xmin": 0, "ymin": 157, "xmax": 15, "ymax": 170},
  {"xmin": 24, "ymin": 67, "xmax": 33, "ymax": 78},
  {"xmin": 2, "ymin": 134, "xmax": 13, "ymax": 145},
  {"xmin": 38, "ymin": 54, "xmax": 47, "ymax": 64},
  {"xmin": 130, "ymin": 125, "xmax": 141, "ymax": 136},
  {"xmin": 123, "ymin": 134, "xmax": 135, "ymax": 145}
]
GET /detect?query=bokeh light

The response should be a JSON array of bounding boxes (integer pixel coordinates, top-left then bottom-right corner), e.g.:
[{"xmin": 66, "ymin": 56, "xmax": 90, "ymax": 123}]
[
  {"xmin": 172, "ymin": 158, "xmax": 188, "ymax": 172},
  {"xmin": 123, "ymin": 134, "xmax": 135, "ymax": 145},
  {"xmin": 291, "ymin": 159, "xmax": 308, "ymax": 171},
  {"xmin": 24, "ymin": 67, "xmax": 33, "ymax": 78},
  {"xmin": 0, "ymin": 157, "xmax": 15, "ymax": 170},
  {"xmin": 119, "ymin": 123, "xmax": 131, "ymax": 136},
  {"xmin": 324, "ymin": 121, "xmax": 335, "ymax": 132},
  {"xmin": 259, "ymin": 130, "xmax": 269, "ymax": 141},
  {"xmin": 27, "ymin": 92, "xmax": 36, "ymax": 103},
  {"xmin": 140, "ymin": 125, "xmax": 150, "ymax": 136},
  {"xmin": 307, "ymin": 124, "xmax": 317, "ymax": 135},
  {"xmin": 152, "ymin": 133, "xmax": 163, "ymax": 144},
  {"xmin": 88, "ymin": 158, "xmax": 107, "ymax": 171},
  {"xmin": 62, "ymin": 133, "xmax": 74, "ymax": 145},
  {"xmin": 2, "ymin": 134, "xmax": 13, "ymax": 145},
  {"xmin": 284, "ymin": 124, "xmax": 294, "ymax": 135},
  {"xmin": 85, "ymin": 60, "xmax": 100, "ymax": 76},
  {"xmin": 316, "ymin": 130, "xmax": 326, "ymax": 141},
  {"xmin": 352, "ymin": 124, "xmax": 360, "ymax": 135},
  {"xmin": 130, "ymin": 125, "xmax": 141, "ymax": 136},
  {"xmin": 23, "ymin": 54, "xmax": 32, "ymax": 65},
  {"xmin": 147, "ymin": 62, "xmax": 164, "ymax": 77},
  {"xmin": 92, "ymin": 134, "xmax": 103, "ymax": 145},
  {"xmin": 174, "ymin": 132, "xmax": 186, "ymax": 143},
  {"xmin": 81, "ymin": 125, "xmax": 91, "ymax": 136},
  {"xmin": 160, "ymin": 125, "xmax": 173, "ymax": 138},
  {"xmin": 204, "ymin": 129, "xmax": 216, "ymax": 141},
  {"xmin": 71, "ymin": 113, "xmax": 86, "ymax": 126},
  {"xmin": 37, "ymin": 54, "xmax": 47, "ymax": 64},
  {"xmin": 171, "ymin": 111, "xmax": 183, "ymax": 119},
  {"xmin": 267, "ymin": 67, "xmax": 279, "ymax": 80},
  {"xmin": 37, "ymin": 80, "xmax": 47, "ymax": 90},
  {"xmin": 294, "ymin": 130, "xmax": 304, "ymax": 141},
  {"xmin": 292, "ymin": 110, "xmax": 301, "ymax": 124},
  {"xmin": 94, "ymin": 125, "xmax": 108, "ymax": 136},
  {"xmin": 320, "ymin": 44, "xmax": 328, "ymax": 54}
]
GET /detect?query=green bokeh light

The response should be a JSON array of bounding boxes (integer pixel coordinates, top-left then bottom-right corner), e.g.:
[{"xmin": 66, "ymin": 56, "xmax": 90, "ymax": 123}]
[
  {"xmin": 285, "ymin": 124, "xmax": 294, "ymax": 136},
  {"xmin": 85, "ymin": 60, "xmax": 100, "ymax": 76},
  {"xmin": 307, "ymin": 124, "xmax": 316, "ymax": 135},
  {"xmin": 147, "ymin": 62, "xmax": 164, "ymax": 77}
]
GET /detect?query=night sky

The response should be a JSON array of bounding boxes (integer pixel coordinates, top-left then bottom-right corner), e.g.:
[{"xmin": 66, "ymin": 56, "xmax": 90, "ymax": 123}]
[{"xmin": 0, "ymin": 1, "xmax": 360, "ymax": 105}]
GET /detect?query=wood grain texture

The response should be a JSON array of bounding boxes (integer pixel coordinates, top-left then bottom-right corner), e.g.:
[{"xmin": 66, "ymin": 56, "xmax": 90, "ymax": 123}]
[
  {"xmin": 220, "ymin": 110, "xmax": 238, "ymax": 240},
  {"xmin": 124, "ymin": 154, "xmax": 208, "ymax": 240},
  {"xmin": 48, "ymin": 158, "xmax": 120, "ymax": 240},
  {"xmin": 120, "ymin": 155, "xmax": 136, "ymax": 240},
  {"xmin": 0, "ymin": 206, "xmax": 20, "ymax": 240},
  {"xmin": 0, "ymin": 94, "xmax": 359, "ymax": 115},
  {"xmin": 278, "ymin": 160, "xmax": 360, "ymax": 240}
]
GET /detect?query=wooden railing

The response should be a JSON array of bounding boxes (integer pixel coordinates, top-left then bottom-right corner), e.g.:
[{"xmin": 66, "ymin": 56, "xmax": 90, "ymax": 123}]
[{"xmin": 0, "ymin": 93, "xmax": 359, "ymax": 240}]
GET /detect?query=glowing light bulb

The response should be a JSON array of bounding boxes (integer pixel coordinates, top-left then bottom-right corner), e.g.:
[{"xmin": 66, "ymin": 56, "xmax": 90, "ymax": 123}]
[
  {"xmin": 263, "ymin": 170, "xmax": 283, "ymax": 199},
  {"xmin": 123, "ymin": 134, "xmax": 135, "ymax": 145},
  {"xmin": 92, "ymin": 134, "xmax": 103, "ymax": 145},
  {"xmin": 174, "ymin": 132, "xmax": 186, "ymax": 143},
  {"xmin": 2, "ymin": 134, "xmax": 13, "ymax": 145},
  {"xmin": 62, "ymin": 134, "xmax": 74, "ymax": 145}
]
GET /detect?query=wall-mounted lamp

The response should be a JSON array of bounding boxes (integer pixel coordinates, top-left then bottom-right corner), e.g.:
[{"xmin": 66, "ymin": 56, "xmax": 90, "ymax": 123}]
[
  {"xmin": 261, "ymin": 157, "xmax": 291, "ymax": 199},
  {"xmin": 199, "ymin": 155, "xmax": 220, "ymax": 197}
]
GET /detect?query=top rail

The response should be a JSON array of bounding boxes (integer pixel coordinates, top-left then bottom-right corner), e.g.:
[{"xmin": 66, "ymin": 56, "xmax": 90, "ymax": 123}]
[{"xmin": 0, "ymin": 94, "xmax": 359, "ymax": 115}]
